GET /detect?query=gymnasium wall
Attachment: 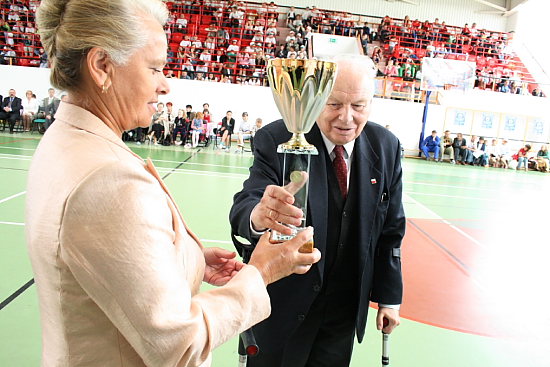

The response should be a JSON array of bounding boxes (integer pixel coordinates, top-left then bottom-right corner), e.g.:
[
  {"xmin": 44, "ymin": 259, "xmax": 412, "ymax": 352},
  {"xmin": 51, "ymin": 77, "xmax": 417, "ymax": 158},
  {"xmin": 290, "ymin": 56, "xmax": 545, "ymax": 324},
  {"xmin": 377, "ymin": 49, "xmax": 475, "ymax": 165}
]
[{"xmin": 1, "ymin": 65, "xmax": 548, "ymax": 154}]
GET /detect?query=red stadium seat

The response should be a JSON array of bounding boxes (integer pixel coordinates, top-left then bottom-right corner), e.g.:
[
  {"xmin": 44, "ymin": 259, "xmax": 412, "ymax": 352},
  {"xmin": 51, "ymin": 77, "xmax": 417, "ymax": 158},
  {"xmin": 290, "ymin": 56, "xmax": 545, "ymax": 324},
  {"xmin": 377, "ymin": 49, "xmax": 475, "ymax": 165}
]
[
  {"xmin": 171, "ymin": 32, "xmax": 184, "ymax": 44},
  {"xmin": 476, "ymin": 56, "xmax": 487, "ymax": 67}
]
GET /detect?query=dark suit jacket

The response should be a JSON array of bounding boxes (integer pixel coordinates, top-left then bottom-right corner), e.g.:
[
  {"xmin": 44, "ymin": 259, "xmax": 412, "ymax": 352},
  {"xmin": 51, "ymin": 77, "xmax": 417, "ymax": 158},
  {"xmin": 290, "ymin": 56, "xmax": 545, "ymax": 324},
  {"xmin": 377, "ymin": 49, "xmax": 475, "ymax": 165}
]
[
  {"xmin": 230, "ymin": 120, "xmax": 405, "ymax": 349},
  {"xmin": 1, "ymin": 96, "xmax": 22, "ymax": 117},
  {"xmin": 41, "ymin": 97, "xmax": 60, "ymax": 117}
]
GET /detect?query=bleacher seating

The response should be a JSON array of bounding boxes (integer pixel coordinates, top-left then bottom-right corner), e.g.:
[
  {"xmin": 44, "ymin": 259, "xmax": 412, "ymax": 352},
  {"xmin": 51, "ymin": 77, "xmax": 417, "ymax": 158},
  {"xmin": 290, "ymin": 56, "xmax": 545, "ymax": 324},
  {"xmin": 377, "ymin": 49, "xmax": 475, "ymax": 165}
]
[{"xmin": 0, "ymin": 0, "xmax": 544, "ymax": 97}]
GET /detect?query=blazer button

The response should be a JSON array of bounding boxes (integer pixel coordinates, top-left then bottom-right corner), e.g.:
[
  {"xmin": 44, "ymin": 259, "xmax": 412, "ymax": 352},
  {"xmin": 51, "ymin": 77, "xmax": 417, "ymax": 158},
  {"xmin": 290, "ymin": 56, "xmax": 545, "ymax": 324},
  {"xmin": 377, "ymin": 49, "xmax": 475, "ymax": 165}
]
[
  {"xmin": 313, "ymin": 284, "xmax": 321, "ymax": 292},
  {"xmin": 297, "ymin": 314, "xmax": 306, "ymax": 321},
  {"xmin": 342, "ymin": 211, "xmax": 347, "ymax": 217}
]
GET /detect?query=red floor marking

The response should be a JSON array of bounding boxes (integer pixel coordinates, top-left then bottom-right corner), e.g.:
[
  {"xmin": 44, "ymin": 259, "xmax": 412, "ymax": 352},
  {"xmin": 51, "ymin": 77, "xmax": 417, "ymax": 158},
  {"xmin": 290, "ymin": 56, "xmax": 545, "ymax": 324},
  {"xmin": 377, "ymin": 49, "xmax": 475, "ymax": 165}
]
[
  {"xmin": 399, "ymin": 218, "xmax": 521, "ymax": 338},
  {"xmin": 0, "ymin": 137, "xmax": 37, "ymax": 145}
]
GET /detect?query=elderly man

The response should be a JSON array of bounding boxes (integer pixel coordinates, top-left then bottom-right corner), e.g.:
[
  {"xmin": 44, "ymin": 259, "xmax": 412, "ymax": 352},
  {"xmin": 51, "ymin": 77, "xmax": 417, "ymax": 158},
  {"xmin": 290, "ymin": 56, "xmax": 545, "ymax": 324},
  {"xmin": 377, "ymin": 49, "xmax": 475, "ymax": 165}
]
[
  {"xmin": 0, "ymin": 89, "xmax": 22, "ymax": 133},
  {"xmin": 230, "ymin": 55, "xmax": 405, "ymax": 367}
]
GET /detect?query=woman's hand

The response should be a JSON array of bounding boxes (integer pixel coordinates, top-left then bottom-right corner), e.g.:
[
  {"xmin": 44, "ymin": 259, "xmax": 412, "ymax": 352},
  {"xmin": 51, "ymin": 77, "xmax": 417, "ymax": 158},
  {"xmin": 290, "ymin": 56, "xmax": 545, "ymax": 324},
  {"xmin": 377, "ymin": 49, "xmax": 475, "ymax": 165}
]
[
  {"xmin": 248, "ymin": 228, "xmax": 321, "ymax": 286},
  {"xmin": 203, "ymin": 247, "xmax": 245, "ymax": 286}
]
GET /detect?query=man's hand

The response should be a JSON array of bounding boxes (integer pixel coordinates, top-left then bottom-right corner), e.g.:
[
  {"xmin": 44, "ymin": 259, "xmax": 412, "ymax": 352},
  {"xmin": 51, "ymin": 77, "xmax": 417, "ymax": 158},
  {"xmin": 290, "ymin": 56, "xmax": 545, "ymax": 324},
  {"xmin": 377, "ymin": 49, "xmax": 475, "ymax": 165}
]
[
  {"xmin": 376, "ymin": 307, "xmax": 400, "ymax": 334},
  {"xmin": 203, "ymin": 247, "xmax": 244, "ymax": 286},
  {"xmin": 250, "ymin": 172, "xmax": 308, "ymax": 235}
]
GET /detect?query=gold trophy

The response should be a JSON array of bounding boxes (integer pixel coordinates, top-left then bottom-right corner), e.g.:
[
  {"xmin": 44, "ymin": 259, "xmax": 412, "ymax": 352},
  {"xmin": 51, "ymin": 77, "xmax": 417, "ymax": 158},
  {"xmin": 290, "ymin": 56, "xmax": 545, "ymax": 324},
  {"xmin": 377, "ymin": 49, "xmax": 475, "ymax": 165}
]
[{"xmin": 266, "ymin": 58, "xmax": 338, "ymax": 252}]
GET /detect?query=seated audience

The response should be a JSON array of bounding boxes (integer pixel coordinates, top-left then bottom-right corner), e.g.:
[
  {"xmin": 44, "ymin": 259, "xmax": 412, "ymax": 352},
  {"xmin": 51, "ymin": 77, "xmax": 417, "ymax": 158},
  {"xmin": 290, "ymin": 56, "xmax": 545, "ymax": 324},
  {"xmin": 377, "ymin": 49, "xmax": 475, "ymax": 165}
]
[{"xmin": 191, "ymin": 111, "xmax": 204, "ymax": 148}]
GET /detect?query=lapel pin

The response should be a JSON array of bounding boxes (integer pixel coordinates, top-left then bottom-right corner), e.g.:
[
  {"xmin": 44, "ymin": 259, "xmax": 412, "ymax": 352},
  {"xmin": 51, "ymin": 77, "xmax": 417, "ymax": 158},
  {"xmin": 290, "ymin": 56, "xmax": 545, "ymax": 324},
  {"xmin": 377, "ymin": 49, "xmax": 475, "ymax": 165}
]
[{"xmin": 371, "ymin": 178, "xmax": 377, "ymax": 184}]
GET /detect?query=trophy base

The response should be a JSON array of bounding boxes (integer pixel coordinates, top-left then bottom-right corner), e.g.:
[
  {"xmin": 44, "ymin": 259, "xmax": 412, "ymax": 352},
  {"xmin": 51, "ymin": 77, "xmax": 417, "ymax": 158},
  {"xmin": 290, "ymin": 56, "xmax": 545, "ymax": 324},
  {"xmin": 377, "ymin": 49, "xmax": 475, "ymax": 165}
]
[{"xmin": 269, "ymin": 227, "xmax": 314, "ymax": 253}]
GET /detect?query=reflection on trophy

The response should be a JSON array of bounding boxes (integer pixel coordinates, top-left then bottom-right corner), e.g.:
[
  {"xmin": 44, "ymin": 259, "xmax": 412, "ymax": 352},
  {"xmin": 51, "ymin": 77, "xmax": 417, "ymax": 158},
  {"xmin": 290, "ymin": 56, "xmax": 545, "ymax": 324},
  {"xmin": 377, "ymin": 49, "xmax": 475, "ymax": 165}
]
[{"xmin": 266, "ymin": 58, "xmax": 338, "ymax": 252}]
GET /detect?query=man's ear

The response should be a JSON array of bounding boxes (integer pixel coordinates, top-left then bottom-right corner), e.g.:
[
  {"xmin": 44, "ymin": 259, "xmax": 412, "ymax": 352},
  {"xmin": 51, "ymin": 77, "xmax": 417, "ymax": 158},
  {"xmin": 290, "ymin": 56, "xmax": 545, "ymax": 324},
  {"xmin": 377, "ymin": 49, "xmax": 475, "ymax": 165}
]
[{"xmin": 86, "ymin": 47, "xmax": 115, "ymax": 91}]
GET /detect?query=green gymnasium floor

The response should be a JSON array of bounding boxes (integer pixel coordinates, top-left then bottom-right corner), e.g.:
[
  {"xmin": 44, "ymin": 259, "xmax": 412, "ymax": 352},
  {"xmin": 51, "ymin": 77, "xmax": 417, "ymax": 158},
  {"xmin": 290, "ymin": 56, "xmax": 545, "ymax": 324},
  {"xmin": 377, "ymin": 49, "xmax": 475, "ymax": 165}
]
[{"xmin": 1, "ymin": 132, "xmax": 549, "ymax": 366}]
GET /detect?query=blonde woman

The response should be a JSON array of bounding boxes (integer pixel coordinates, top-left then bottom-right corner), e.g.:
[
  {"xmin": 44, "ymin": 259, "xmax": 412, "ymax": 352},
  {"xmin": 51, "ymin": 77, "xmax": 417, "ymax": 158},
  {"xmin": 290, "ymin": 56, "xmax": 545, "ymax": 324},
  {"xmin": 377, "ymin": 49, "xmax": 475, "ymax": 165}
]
[
  {"xmin": 21, "ymin": 90, "xmax": 39, "ymax": 131},
  {"xmin": 26, "ymin": 1, "xmax": 320, "ymax": 366}
]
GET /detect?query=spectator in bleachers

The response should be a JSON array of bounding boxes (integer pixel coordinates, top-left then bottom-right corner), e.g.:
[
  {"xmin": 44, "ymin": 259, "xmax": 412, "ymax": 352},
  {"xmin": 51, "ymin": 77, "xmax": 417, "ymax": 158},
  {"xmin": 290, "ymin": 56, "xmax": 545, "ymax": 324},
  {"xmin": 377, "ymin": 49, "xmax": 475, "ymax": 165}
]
[
  {"xmin": 286, "ymin": 6, "xmax": 296, "ymax": 26},
  {"xmin": 37, "ymin": 47, "xmax": 48, "ymax": 67},
  {"xmin": 452, "ymin": 132, "xmax": 467, "ymax": 163},
  {"xmin": 384, "ymin": 59, "xmax": 399, "ymax": 77},
  {"xmin": 515, "ymin": 144, "xmax": 532, "ymax": 170},
  {"xmin": 287, "ymin": 46, "xmax": 297, "ymax": 59},
  {"xmin": 372, "ymin": 47, "xmax": 383, "ymax": 65},
  {"xmin": 421, "ymin": 130, "xmax": 440, "ymax": 161},
  {"xmin": 264, "ymin": 31, "xmax": 277, "ymax": 46},
  {"xmin": 180, "ymin": 70, "xmax": 192, "ymax": 80},
  {"xmin": 498, "ymin": 79, "xmax": 511, "ymax": 93},
  {"xmin": 532, "ymin": 88, "xmax": 544, "ymax": 97},
  {"xmin": 275, "ymin": 43, "xmax": 287, "ymax": 58},
  {"xmin": 297, "ymin": 45, "xmax": 307, "ymax": 59},
  {"xmin": 267, "ymin": 2, "xmax": 279, "ymax": 20},
  {"xmin": 302, "ymin": 6, "xmax": 313, "ymax": 26}
]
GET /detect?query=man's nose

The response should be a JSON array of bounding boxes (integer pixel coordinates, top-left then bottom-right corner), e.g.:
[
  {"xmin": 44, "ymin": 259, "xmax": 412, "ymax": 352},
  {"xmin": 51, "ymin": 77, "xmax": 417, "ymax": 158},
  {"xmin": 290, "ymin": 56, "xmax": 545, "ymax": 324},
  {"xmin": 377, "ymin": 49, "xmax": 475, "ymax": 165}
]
[{"xmin": 339, "ymin": 106, "xmax": 353, "ymax": 122}]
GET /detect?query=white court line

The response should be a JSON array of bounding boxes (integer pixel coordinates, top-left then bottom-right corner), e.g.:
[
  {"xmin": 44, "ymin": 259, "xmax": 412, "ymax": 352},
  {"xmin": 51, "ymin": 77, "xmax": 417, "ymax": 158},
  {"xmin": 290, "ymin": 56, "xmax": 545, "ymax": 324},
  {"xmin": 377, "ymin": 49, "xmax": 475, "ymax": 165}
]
[
  {"xmin": 151, "ymin": 158, "xmax": 250, "ymax": 170},
  {"xmin": 155, "ymin": 167, "xmax": 248, "ymax": 179},
  {"xmin": 405, "ymin": 193, "xmax": 487, "ymax": 249},
  {"xmin": 0, "ymin": 146, "xmax": 37, "ymax": 152},
  {"xmin": 404, "ymin": 180, "xmax": 495, "ymax": 192},
  {"xmin": 0, "ymin": 221, "xmax": 24, "ymax": 226},
  {"xmin": 404, "ymin": 191, "xmax": 497, "ymax": 203},
  {"xmin": 0, "ymin": 191, "xmax": 26, "ymax": 205}
]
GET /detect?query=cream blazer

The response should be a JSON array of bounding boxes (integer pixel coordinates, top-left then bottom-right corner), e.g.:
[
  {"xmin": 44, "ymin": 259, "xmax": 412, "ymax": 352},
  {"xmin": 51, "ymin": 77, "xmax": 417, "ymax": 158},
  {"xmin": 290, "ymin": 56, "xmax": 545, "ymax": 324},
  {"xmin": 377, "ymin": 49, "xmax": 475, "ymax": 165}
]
[{"xmin": 25, "ymin": 102, "xmax": 270, "ymax": 367}]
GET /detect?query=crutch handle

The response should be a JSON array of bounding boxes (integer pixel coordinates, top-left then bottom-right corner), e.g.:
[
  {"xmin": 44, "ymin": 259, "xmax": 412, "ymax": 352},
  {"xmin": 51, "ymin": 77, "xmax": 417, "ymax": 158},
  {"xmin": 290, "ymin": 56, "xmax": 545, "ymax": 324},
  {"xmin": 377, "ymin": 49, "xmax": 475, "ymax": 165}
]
[
  {"xmin": 239, "ymin": 328, "xmax": 259, "ymax": 357},
  {"xmin": 382, "ymin": 318, "xmax": 390, "ymax": 366}
]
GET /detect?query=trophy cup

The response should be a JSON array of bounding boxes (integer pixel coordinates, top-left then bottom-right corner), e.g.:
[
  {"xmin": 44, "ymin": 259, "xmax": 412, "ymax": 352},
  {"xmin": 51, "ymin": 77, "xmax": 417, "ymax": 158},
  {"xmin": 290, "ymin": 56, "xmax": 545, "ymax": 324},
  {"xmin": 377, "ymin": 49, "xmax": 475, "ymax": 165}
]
[{"xmin": 266, "ymin": 58, "xmax": 338, "ymax": 252}]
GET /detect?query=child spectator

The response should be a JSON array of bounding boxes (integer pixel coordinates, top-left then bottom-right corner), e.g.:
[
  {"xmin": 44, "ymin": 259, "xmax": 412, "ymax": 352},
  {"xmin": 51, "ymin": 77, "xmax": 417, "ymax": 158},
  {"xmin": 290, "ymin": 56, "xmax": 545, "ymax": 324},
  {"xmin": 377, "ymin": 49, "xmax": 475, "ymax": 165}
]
[{"xmin": 191, "ymin": 112, "xmax": 204, "ymax": 148}]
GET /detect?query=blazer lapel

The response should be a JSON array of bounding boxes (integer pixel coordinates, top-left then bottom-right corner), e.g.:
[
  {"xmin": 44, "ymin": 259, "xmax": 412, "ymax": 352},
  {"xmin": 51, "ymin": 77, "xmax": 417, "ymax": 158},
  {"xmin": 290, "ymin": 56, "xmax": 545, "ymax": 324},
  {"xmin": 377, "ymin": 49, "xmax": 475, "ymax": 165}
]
[
  {"xmin": 144, "ymin": 158, "xmax": 203, "ymax": 248},
  {"xmin": 305, "ymin": 125, "xmax": 328, "ymax": 278}
]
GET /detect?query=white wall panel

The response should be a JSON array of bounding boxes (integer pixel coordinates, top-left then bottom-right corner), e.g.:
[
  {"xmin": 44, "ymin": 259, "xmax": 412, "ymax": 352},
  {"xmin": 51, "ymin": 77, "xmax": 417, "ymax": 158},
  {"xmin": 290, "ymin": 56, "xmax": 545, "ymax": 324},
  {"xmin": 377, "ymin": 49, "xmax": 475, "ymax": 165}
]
[{"xmin": 274, "ymin": 0, "xmax": 507, "ymax": 31}]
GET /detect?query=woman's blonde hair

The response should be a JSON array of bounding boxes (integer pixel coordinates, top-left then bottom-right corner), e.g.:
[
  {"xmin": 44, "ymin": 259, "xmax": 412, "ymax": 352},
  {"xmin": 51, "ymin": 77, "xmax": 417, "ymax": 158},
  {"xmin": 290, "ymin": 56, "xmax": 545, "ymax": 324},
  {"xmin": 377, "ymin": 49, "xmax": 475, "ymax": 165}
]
[{"xmin": 36, "ymin": 0, "xmax": 168, "ymax": 92}]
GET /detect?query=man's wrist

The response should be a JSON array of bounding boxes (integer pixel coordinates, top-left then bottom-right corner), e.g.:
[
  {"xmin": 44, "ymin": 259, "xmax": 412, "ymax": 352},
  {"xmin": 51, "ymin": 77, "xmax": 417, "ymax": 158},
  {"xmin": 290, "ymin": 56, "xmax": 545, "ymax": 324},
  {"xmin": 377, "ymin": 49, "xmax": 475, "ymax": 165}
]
[{"xmin": 379, "ymin": 303, "xmax": 400, "ymax": 311}]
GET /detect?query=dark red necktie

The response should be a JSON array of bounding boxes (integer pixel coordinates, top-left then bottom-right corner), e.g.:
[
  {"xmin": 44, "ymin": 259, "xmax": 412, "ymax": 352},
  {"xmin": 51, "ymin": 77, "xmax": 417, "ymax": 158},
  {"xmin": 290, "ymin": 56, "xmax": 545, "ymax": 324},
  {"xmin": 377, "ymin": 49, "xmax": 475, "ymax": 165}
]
[{"xmin": 332, "ymin": 145, "xmax": 348, "ymax": 199}]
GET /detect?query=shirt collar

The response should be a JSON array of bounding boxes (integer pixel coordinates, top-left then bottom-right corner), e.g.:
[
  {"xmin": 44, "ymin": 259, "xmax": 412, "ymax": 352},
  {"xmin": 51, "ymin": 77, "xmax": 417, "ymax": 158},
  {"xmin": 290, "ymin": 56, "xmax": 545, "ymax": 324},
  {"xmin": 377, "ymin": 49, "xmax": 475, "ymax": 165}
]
[{"xmin": 320, "ymin": 130, "xmax": 355, "ymax": 159}]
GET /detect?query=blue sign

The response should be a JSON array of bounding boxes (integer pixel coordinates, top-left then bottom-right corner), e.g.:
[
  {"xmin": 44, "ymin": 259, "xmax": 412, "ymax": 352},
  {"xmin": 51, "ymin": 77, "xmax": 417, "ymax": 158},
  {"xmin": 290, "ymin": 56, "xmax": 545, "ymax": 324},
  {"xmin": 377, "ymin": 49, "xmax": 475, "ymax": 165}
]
[
  {"xmin": 504, "ymin": 116, "xmax": 516, "ymax": 131},
  {"xmin": 481, "ymin": 113, "xmax": 493, "ymax": 129},
  {"xmin": 454, "ymin": 111, "xmax": 465, "ymax": 126}
]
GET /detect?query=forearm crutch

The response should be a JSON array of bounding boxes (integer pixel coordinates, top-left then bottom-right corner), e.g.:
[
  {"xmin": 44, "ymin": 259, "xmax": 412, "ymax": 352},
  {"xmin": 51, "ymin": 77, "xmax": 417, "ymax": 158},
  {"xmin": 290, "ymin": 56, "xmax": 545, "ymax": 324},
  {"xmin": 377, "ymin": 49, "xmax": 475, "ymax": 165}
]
[{"xmin": 232, "ymin": 232, "xmax": 261, "ymax": 366}]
